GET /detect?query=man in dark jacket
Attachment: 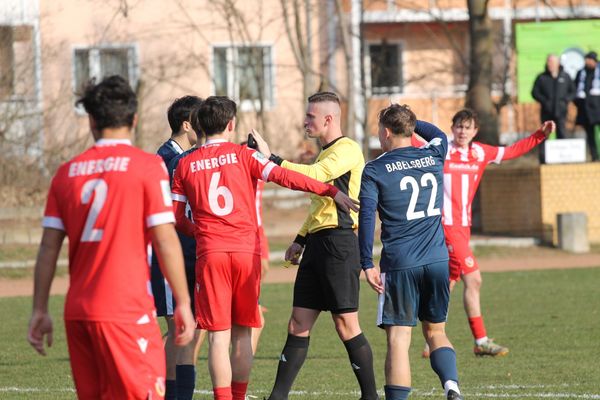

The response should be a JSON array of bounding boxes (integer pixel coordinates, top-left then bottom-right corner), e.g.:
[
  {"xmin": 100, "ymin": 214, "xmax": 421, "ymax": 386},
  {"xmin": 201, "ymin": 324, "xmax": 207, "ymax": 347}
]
[
  {"xmin": 574, "ymin": 51, "xmax": 600, "ymax": 161},
  {"xmin": 532, "ymin": 54, "xmax": 576, "ymax": 140}
]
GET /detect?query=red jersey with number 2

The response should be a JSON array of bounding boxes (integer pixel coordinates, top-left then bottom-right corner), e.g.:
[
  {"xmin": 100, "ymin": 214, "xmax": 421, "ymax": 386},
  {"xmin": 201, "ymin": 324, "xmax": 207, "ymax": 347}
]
[
  {"xmin": 42, "ymin": 139, "xmax": 175, "ymax": 323},
  {"xmin": 171, "ymin": 139, "xmax": 337, "ymax": 257}
]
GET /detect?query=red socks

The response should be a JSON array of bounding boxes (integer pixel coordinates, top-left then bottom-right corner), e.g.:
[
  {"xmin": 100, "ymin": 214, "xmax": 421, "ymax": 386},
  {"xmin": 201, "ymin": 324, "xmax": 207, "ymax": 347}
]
[
  {"xmin": 468, "ymin": 316, "xmax": 487, "ymax": 340},
  {"xmin": 213, "ymin": 386, "xmax": 232, "ymax": 400},
  {"xmin": 232, "ymin": 381, "xmax": 248, "ymax": 400},
  {"xmin": 213, "ymin": 381, "xmax": 248, "ymax": 399}
]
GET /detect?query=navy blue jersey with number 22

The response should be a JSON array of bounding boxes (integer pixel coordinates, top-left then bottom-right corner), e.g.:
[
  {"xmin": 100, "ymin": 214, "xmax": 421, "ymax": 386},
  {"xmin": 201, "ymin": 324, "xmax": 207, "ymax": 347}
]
[{"xmin": 359, "ymin": 121, "xmax": 449, "ymax": 272}]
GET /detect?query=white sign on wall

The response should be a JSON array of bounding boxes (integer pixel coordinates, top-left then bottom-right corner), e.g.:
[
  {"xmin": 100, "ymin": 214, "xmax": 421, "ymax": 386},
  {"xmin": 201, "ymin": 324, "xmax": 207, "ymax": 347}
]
[{"xmin": 544, "ymin": 138, "xmax": 587, "ymax": 164}]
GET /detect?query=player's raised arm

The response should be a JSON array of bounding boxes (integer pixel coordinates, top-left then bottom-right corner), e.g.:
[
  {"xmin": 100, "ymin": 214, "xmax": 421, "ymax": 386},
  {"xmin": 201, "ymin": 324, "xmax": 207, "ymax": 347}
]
[
  {"xmin": 500, "ymin": 120, "xmax": 553, "ymax": 161},
  {"xmin": 28, "ymin": 227, "xmax": 66, "ymax": 356},
  {"xmin": 413, "ymin": 120, "xmax": 448, "ymax": 142}
]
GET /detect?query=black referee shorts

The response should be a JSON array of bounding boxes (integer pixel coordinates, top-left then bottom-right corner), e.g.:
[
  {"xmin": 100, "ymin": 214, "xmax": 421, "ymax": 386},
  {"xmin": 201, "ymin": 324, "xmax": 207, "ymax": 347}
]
[{"xmin": 293, "ymin": 228, "xmax": 361, "ymax": 314}]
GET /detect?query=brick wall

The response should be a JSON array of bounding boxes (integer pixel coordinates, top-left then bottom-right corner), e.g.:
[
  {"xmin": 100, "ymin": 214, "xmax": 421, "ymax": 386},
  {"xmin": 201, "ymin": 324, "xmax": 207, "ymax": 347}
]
[{"xmin": 480, "ymin": 163, "xmax": 600, "ymax": 245}]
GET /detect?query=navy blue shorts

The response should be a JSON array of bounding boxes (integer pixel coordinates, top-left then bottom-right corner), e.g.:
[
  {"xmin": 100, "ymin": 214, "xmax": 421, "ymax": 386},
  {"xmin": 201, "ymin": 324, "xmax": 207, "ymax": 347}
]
[
  {"xmin": 377, "ymin": 261, "xmax": 449, "ymax": 327},
  {"xmin": 150, "ymin": 256, "xmax": 196, "ymax": 317}
]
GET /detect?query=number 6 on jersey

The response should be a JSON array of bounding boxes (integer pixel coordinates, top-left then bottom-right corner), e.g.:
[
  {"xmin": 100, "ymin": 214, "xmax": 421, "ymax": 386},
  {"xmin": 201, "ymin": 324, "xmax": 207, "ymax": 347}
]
[{"xmin": 208, "ymin": 172, "xmax": 234, "ymax": 216}]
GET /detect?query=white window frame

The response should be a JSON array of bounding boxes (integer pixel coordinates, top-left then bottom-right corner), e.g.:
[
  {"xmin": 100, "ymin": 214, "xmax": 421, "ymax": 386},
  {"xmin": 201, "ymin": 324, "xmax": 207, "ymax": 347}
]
[
  {"xmin": 365, "ymin": 40, "xmax": 404, "ymax": 97},
  {"xmin": 72, "ymin": 44, "xmax": 139, "ymax": 111},
  {"xmin": 211, "ymin": 43, "xmax": 275, "ymax": 112}
]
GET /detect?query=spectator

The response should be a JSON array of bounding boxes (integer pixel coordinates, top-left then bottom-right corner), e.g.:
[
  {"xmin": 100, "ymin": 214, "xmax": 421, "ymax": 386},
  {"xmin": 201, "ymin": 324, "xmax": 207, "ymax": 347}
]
[
  {"xmin": 531, "ymin": 54, "xmax": 575, "ymax": 141},
  {"xmin": 574, "ymin": 51, "xmax": 600, "ymax": 161}
]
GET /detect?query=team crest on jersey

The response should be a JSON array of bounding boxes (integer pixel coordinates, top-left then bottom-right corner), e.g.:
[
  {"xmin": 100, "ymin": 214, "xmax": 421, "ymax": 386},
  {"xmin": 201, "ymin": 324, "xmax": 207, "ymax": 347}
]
[
  {"xmin": 465, "ymin": 256, "xmax": 475, "ymax": 268},
  {"xmin": 447, "ymin": 244, "xmax": 454, "ymax": 253},
  {"xmin": 155, "ymin": 377, "xmax": 166, "ymax": 397},
  {"xmin": 252, "ymin": 151, "xmax": 269, "ymax": 165}
]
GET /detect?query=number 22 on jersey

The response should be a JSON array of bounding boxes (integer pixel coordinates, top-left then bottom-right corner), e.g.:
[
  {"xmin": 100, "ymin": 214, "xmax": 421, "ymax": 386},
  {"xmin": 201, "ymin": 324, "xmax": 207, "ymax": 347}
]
[{"xmin": 400, "ymin": 172, "xmax": 441, "ymax": 221}]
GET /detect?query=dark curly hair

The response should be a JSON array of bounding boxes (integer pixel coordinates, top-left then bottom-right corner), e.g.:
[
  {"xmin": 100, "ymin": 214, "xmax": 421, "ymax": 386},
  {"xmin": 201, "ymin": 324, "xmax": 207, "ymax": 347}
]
[{"xmin": 76, "ymin": 75, "xmax": 137, "ymax": 131}]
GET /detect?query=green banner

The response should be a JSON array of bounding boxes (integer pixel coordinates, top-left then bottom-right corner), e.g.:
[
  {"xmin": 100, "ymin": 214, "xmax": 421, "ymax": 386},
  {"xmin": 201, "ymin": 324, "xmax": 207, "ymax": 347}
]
[{"xmin": 515, "ymin": 19, "xmax": 600, "ymax": 103}]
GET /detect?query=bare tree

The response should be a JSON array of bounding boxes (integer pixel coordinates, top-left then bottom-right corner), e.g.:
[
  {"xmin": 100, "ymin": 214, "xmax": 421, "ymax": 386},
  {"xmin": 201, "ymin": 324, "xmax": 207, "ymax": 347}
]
[{"xmin": 466, "ymin": 0, "xmax": 499, "ymax": 145}]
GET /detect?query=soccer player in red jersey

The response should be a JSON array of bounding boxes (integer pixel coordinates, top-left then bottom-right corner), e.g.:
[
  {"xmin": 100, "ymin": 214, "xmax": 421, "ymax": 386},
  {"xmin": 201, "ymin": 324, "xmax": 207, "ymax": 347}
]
[
  {"xmin": 27, "ymin": 75, "xmax": 195, "ymax": 399},
  {"xmin": 418, "ymin": 109, "xmax": 554, "ymax": 357},
  {"xmin": 171, "ymin": 96, "xmax": 358, "ymax": 400}
]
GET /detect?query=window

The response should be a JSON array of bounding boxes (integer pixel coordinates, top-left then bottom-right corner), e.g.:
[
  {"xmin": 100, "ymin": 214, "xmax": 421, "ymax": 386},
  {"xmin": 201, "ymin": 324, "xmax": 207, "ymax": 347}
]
[
  {"xmin": 368, "ymin": 42, "xmax": 403, "ymax": 95},
  {"xmin": 0, "ymin": 26, "xmax": 15, "ymax": 99},
  {"xmin": 73, "ymin": 46, "xmax": 138, "ymax": 95},
  {"xmin": 213, "ymin": 45, "xmax": 274, "ymax": 110}
]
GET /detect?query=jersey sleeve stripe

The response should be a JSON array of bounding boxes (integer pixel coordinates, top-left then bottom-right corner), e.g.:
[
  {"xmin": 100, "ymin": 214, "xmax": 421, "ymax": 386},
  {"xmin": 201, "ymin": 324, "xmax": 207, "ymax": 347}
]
[
  {"xmin": 493, "ymin": 147, "xmax": 505, "ymax": 164},
  {"xmin": 261, "ymin": 162, "xmax": 277, "ymax": 181},
  {"xmin": 42, "ymin": 216, "xmax": 65, "ymax": 231},
  {"xmin": 146, "ymin": 211, "xmax": 176, "ymax": 227},
  {"xmin": 171, "ymin": 193, "xmax": 187, "ymax": 203}
]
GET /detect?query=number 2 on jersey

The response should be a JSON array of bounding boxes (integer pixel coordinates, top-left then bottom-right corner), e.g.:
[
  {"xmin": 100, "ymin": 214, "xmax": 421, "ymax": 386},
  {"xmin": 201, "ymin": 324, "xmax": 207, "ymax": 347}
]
[
  {"xmin": 400, "ymin": 172, "xmax": 441, "ymax": 220},
  {"xmin": 80, "ymin": 179, "xmax": 107, "ymax": 242},
  {"xmin": 208, "ymin": 172, "xmax": 234, "ymax": 216}
]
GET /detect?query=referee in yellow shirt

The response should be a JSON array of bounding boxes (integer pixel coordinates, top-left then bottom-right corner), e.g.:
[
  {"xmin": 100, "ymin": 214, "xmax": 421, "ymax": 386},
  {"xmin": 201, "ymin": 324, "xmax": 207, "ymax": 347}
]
[{"xmin": 252, "ymin": 92, "xmax": 379, "ymax": 400}]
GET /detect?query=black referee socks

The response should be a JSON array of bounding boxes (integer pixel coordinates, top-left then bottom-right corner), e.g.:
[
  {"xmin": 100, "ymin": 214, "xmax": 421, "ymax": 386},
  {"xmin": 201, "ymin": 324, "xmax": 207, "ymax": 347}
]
[
  {"xmin": 267, "ymin": 334, "xmax": 310, "ymax": 400},
  {"xmin": 344, "ymin": 333, "xmax": 379, "ymax": 400}
]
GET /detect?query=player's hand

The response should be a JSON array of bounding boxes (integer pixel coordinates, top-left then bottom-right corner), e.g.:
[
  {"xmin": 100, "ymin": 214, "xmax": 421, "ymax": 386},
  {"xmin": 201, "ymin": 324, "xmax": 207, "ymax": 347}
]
[
  {"xmin": 364, "ymin": 267, "xmax": 383, "ymax": 294},
  {"xmin": 285, "ymin": 242, "xmax": 303, "ymax": 265},
  {"xmin": 540, "ymin": 120, "xmax": 556, "ymax": 137},
  {"xmin": 27, "ymin": 310, "xmax": 53, "ymax": 356},
  {"xmin": 333, "ymin": 191, "xmax": 360, "ymax": 213},
  {"xmin": 173, "ymin": 304, "xmax": 195, "ymax": 346},
  {"xmin": 250, "ymin": 129, "xmax": 272, "ymax": 158}
]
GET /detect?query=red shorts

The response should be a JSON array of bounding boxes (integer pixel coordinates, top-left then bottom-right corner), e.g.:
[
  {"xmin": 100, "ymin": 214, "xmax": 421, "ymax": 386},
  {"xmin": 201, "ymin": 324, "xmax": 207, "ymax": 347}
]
[
  {"xmin": 65, "ymin": 319, "xmax": 166, "ymax": 399},
  {"xmin": 259, "ymin": 226, "xmax": 269, "ymax": 261},
  {"xmin": 195, "ymin": 252, "xmax": 261, "ymax": 330},
  {"xmin": 444, "ymin": 225, "xmax": 479, "ymax": 281}
]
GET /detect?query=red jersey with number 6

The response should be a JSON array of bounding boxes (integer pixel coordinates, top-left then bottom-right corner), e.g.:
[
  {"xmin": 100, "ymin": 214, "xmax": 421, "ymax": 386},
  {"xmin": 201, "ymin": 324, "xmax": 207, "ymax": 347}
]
[
  {"xmin": 442, "ymin": 130, "xmax": 545, "ymax": 227},
  {"xmin": 171, "ymin": 139, "xmax": 338, "ymax": 257},
  {"xmin": 42, "ymin": 139, "xmax": 175, "ymax": 322}
]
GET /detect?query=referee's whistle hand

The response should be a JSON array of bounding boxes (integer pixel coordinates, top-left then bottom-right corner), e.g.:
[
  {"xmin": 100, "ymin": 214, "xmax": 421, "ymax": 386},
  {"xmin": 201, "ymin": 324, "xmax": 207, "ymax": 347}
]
[{"xmin": 334, "ymin": 192, "xmax": 360, "ymax": 213}]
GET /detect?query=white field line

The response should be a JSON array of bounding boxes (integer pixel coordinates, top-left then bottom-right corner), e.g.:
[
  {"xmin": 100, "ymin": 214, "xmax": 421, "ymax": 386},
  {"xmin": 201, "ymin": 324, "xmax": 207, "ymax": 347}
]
[{"xmin": 2, "ymin": 385, "xmax": 600, "ymax": 399}]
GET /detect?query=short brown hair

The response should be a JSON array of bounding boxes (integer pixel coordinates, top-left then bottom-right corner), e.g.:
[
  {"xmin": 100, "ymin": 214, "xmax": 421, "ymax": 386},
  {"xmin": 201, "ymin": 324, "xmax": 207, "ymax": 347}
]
[
  {"xmin": 452, "ymin": 108, "xmax": 479, "ymax": 128},
  {"xmin": 308, "ymin": 91, "xmax": 340, "ymax": 105},
  {"xmin": 192, "ymin": 96, "xmax": 237, "ymax": 136},
  {"xmin": 378, "ymin": 104, "xmax": 416, "ymax": 137}
]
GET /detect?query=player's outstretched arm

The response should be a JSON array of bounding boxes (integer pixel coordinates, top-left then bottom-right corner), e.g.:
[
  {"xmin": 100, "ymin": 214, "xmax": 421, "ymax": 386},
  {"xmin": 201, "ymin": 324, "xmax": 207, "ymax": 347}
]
[
  {"xmin": 540, "ymin": 120, "xmax": 556, "ymax": 137},
  {"xmin": 150, "ymin": 223, "xmax": 195, "ymax": 346},
  {"xmin": 333, "ymin": 191, "xmax": 360, "ymax": 213},
  {"xmin": 267, "ymin": 164, "xmax": 359, "ymax": 213},
  {"xmin": 28, "ymin": 228, "xmax": 65, "ymax": 356},
  {"xmin": 501, "ymin": 120, "xmax": 555, "ymax": 161}
]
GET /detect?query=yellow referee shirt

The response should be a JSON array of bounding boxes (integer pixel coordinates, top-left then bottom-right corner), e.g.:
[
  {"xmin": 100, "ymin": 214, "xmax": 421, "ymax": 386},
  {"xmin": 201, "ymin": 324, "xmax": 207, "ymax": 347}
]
[{"xmin": 282, "ymin": 136, "xmax": 364, "ymax": 240}]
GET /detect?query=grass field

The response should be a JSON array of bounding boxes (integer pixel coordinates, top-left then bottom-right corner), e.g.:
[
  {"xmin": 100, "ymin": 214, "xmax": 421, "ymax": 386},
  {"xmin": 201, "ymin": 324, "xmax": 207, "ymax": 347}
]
[{"xmin": 1, "ymin": 267, "xmax": 600, "ymax": 399}]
